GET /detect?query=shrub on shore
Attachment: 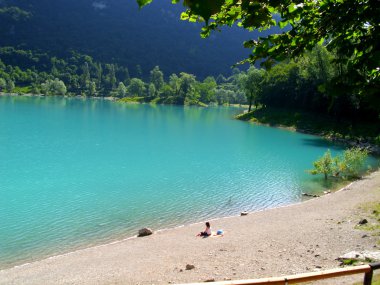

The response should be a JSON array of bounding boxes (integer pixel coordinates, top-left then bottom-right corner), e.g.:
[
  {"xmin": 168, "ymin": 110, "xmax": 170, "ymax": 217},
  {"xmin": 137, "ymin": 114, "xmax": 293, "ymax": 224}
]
[{"xmin": 308, "ymin": 147, "xmax": 369, "ymax": 180}]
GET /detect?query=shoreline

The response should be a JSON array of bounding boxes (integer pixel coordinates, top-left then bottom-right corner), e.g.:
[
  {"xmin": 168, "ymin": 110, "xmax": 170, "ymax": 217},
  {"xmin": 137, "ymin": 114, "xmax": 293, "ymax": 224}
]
[
  {"xmin": 236, "ymin": 110, "xmax": 380, "ymax": 155},
  {"xmin": 0, "ymin": 196, "xmax": 314, "ymax": 271},
  {"xmin": 1, "ymin": 170, "xmax": 380, "ymax": 284},
  {"xmin": 0, "ymin": 177, "xmax": 356, "ymax": 271},
  {"xmin": 0, "ymin": 92, "xmax": 117, "ymax": 101},
  {"xmin": 249, "ymin": 120, "xmax": 380, "ymax": 155}
]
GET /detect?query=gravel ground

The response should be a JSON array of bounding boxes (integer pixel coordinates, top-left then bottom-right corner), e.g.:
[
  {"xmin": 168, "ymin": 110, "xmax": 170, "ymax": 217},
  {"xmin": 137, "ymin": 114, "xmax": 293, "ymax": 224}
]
[{"xmin": 1, "ymin": 171, "xmax": 380, "ymax": 285}]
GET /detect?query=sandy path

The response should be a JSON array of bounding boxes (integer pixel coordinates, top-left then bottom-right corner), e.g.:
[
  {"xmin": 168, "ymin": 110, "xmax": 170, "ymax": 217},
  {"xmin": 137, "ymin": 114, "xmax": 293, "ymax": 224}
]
[{"xmin": 1, "ymin": 171, "xmax": 380, "ymax": 285}]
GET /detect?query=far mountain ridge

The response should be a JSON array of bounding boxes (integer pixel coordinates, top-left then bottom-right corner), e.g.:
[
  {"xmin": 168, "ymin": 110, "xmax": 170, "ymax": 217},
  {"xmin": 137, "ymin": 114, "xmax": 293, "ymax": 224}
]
[{"xmin": 0, "ymin": 0, "xmax": 263, "ymax": 78}]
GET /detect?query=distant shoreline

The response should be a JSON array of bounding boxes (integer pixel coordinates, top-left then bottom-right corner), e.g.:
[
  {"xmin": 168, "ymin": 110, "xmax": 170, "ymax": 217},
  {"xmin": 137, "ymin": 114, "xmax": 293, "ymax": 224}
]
[
  {"xmin": 236, "ymin": 108, "xmax": 380, "ymax": 155},
  {"xmin": 0, "ymin": 92, "xmax": 117, "ymax": 101},
  {"xmin": 3, "ymin": 93, "xmax": 379, "ymax": 155}
]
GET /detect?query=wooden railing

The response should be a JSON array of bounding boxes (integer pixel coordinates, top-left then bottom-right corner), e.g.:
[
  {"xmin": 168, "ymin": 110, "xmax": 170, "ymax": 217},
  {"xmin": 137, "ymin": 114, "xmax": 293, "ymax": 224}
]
[{"xmin": 177, "ymin": 262, "xmax": 380, "ymax": 285}]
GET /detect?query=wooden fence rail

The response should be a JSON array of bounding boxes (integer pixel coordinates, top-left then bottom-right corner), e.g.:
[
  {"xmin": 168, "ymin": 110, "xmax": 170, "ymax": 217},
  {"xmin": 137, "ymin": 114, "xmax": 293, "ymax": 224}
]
[{"xmin": 177, "ymin": 262, "xmax": 380, "ymax": 285}]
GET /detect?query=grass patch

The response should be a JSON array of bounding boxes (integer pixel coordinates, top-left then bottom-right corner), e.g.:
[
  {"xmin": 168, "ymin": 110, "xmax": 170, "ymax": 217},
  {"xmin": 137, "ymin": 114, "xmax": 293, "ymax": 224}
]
[
  {"xmin": 354, "ymin": 273, "xmax": 380, "ymax": 285},
  {"xmin": 149, "ymin": 97, "xmax": 162, "ymax": 104},
  {"xmin": 342, "ymin": 259, "xmax": 359, "ymax": 266},
  {"xmin": 13, "ymin": 86, "xmax": 31, "ymax": 93},
  {"xmin": 197, "ymin": 101, "xmax": 208, "ymax": 107},
  {"xmin": 356, "ymin": 203, "xmax": 380, "ymax": 241},
  {"xmin": 358, "ymin": 224, "xmax": 380, "ymax": 231},
  {"xmin": 118, "ymin": 96, "xmax": 145, "ymax": 103}
]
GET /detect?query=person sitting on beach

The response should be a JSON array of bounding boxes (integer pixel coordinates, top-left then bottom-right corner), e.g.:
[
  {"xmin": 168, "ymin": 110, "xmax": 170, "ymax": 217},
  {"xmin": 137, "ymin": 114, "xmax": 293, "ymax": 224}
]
[{"xmin": 196, "ymin": 222, "xmax": 211, "ymax": 237}]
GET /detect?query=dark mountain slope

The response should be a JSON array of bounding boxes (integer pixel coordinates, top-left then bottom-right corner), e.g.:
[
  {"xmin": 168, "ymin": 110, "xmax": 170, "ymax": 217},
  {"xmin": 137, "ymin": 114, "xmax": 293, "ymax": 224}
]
[{"xmin": 0, "ymin": 0, "xmax": 261, "ymax": 78}]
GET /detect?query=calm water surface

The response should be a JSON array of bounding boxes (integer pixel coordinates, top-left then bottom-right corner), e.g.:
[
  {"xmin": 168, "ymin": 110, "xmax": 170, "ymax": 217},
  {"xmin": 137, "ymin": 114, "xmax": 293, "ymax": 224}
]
[{"xmin": 0, "ymin": 96, "xmax": 376, "ymax": 268}]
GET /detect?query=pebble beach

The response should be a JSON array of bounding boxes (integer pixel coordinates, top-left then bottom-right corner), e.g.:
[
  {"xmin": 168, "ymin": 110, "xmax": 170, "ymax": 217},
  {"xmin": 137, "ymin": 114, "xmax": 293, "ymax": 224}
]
[{"xmin": 1, "ymin": 171, "xmax": 380, "ymax": 285}]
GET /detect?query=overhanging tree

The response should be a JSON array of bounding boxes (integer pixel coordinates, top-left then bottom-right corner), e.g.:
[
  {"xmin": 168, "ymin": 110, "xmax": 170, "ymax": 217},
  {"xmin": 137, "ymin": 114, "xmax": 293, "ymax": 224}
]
[{"xmin": 138, "ymin": 0, "xmax": 379, "ymax": 116}]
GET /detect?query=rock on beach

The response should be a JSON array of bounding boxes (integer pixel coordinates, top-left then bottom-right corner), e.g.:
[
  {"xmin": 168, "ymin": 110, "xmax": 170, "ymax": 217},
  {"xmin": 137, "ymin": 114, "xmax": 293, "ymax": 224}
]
[{"xmin": 138, "ymin": 227, "xmax": 153, "ymax": 237}]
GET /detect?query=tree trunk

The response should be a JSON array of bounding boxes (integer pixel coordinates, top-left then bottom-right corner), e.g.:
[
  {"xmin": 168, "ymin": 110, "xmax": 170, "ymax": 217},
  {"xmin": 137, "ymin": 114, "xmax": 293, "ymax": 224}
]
[{"xmin": 248, "ymin": 95, "xmax": 253, "ymax": 112}]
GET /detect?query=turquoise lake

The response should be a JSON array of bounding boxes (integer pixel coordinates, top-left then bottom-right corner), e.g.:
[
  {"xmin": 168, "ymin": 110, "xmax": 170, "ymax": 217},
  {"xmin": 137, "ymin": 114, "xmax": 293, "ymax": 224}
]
[{"xmin": 0, "ymin": 96, "xmax": 377, "ymax": 268}]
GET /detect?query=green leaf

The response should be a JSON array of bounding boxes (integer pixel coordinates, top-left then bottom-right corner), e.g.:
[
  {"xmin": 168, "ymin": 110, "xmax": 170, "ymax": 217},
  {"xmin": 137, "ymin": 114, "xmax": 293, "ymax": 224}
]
[
  {"xmin": 288, "ymin": 4, "xmax": 297, "ymax": 13},
  {"xmin": 183, "ymin": 0, "xmax": 224, "ymax": 22},
  {"xmin": 189, "ymin": 14, "xmax": 198, "ymax": 22},
  {"xmin": 136, "ymin": 0, "xmax": 153, "ymax": 8},
  {"xmin": 180, "ymin": 11, "xmax": 190, "ymax": 20},
  {"xmin": 243, "ymin": 40, "xmax": 256, "ymax": 49},
  {"xmin": 267, "ymin": 6, "xmax": 276, "ymax": 13},
  {"xmin": 279, "ymin": 20, "xmax": 288, "ymax": 29}
]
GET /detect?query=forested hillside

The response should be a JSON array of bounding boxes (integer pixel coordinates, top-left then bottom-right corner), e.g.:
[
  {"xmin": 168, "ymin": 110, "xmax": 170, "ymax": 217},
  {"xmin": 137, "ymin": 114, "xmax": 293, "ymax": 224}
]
[
  {"xmin": 1, "ymin": 43, "xmax": 377, "ymax": 123},
  {"xmin": 0, "ymin": 0, "xmax": 256, "ymax": 78}
]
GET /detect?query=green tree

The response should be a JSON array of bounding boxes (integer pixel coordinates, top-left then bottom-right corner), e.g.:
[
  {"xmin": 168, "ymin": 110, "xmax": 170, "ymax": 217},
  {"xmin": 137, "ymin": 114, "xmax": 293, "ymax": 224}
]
[
  {"xmin": 309, "ymin": 149, "xmax": 336, "ymax": 180},
  {"xmin": 214, "ymin": 88, "xmax": 234, "ymax": 105},
  {"xmin": 41, "ymin": 78, "xmax": 67, "ymax": 96},
  {"xmin": 309, "ymin": 148, "xmax": 369, "ymax": 180},
  {"xmin": 30, "ymin": 83, "xmax": 41, "ymax": 94},
  {"xmin": 216, "ymin": 74, "xmax": 226, "ymax": 84},
  {"xmin": 127, "ymin": 78, "xmax": 146, "ymax": 97},
  {"xmin": 116, "ymin": 82, "xmax": 127, "ymax": 98},
  {"xmin": 87, "ymin": 81, "xmax": 97, "ymax": 97},
  {"xmin": 95, "ymin": 63, "xmax": 103, "ymax": 88},
  {"xmin": 51, "ymin": 57, "xmax": 59, "ymax": 77},
  {"xmin": 123, "ymin": 67, "xmax": 131, "ymax": 86},
  {"xmin": 6, "ymin": 79, "xmax": 15, "ymax": 93},
  {"xmin": 198, "ymin": 76, "xmax": 217, "ymax": 103},
  {"xmin": 260, "ymin": 61, "xmax": 300, "ymax": 110},
  {"xmin": 0, "ymin": 78, "xmax": 6, "ymax": 91},
  {"xmin": 135, "ymin": 65, "xmax": 143, "ymax": 78},
  {"xmin": 0, "ymin": 6, "xmax": 31, "ymax": 21},
  {"xmin": 169, "ymin": 74, "xmax": 181, "ymax": 97},
  {"xmin": 178, "ymin": 72, "xmax": 198, "ymax": 105},
  {"xmin": 149, "ymin": 66, "xmax": 164, "ymax": 96},
  {"xmin": 81, "ymin": 62, "xmax": 91, "ymax": 88},
  {"xmin": 337, "ymin": 148, "xmax": 369, "ymax": 179},
  {"xmin": 242, "ymin": 67, "xmax": 264, "ymax": 112},
  {"xmin": 148, "ymin": 83, "xmax": 156, "ymax": 97},
  {"xmin": 160, "ymin": 83, "xmax": 174, "ymax": 98},
  {"xmin": 105, "ymin": 64, "xmax": 117, "ymax": 90}
]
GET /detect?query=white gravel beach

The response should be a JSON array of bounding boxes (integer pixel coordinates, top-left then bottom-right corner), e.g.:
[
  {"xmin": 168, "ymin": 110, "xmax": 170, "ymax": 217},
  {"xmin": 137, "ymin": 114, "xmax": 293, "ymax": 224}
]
[{"xmin": 1, "ymin": 171, "xmax": 380, "ymax": 285}]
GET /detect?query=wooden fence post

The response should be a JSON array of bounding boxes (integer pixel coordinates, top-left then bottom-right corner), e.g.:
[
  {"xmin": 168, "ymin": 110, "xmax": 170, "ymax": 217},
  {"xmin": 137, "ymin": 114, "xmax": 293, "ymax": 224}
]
[
  {"xmin": 365, "ymin": 262, "xmax": 380, "ymax": 285},
  {"xmin": 363, "ymin": 269, "xmax": 373, "ymax": 285}
]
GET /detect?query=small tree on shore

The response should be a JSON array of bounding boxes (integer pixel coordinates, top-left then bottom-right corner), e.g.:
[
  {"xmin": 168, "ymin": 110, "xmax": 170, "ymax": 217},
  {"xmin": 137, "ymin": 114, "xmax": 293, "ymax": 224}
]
[
  {"xmin": 6, "ymin": 80, "xmax": 15, "ymax": 93},
  {"xmin": 309, "ymin": 149, "xmax": 335, "ymax": 180},
  {"xmin": 41, "ymin": 78, "xmax": 67, "ymax": 96},
  {"xmin": 309, "ymin": 148, "xmax": 369, "ymax": 180},
  {"xmin": 116, "ymin": 82, "xmax": 127, "ymax": 98},
  {"xmin": 337, "ymin": 147, "xmax": 369, "ymax": 179},
  {"xmin": 127, "ymin": 78, "xmax": 145, "ymax": 97}
]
